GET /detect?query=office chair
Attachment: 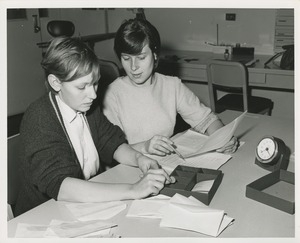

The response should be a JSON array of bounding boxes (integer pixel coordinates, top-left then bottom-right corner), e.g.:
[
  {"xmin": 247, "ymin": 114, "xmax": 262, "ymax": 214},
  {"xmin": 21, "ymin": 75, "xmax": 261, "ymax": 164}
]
[
  {"xmin": 96, "ymin": 59, "xmax": 121, "ymax": 109},
  {"xmin": 47, "ymin": 20, "xmax": 75, "ymax": 37},
  {"xmin": 99, "ymin": 59, "xmax": 120, "ymax": 84},
  {"xmin": 206, "ymin": 60, "xmax": 273, "ymax": 115},
  {"xmin": 7, "ymin": 134, "xmax": 21, "ymax": 219},
  {"xmin": 95, "ymin": 59, "xmax": 121, "ymax": 170}
]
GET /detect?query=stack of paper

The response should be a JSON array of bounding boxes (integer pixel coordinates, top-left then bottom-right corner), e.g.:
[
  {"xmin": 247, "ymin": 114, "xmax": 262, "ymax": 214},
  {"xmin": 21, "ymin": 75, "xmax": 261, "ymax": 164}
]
[{"xmin": 126, "ymin": 194, "xmax": 234, "ymax": 237}]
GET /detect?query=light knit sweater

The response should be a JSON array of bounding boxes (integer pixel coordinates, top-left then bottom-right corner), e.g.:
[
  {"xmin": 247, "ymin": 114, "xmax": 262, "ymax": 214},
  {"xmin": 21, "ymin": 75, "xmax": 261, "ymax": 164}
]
[{"xmin": 103, "ymin": 72, "xmax": 218, "ymax": 144}]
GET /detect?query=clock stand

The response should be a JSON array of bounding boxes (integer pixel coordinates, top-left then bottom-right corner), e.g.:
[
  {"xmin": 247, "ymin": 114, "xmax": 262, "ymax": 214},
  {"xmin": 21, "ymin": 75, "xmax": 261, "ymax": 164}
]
[{"xmin": 255, "ymin": 147, "xmax": 290, "ymax": 171}]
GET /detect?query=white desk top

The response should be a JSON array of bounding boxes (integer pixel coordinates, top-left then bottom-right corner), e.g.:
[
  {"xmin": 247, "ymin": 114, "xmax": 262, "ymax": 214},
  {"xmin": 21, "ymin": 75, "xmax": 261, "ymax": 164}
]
[{"xmin": 7, "ymin": 111, "xmax": 296, "ymax": 238}]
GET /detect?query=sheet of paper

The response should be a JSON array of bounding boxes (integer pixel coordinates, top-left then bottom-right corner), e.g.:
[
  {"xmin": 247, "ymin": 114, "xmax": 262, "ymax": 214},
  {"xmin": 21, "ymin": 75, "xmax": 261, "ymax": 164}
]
[
  {"xmin": 191, "ymin": 180, "xmax": 215, "ymax": 193},
  {"xmin": 147, "ymin": 152, "xmax": 231, "ymax": 175},
  {"xmin": 185, "ymin": 152, "xmax": 232, "ymax": 169},
  {"xmin": 187, "ymin": 195, "xmax": 234, "ymax": 236},
  {"xmin": 15, "ymin": 223, "xmax": 49, "ymax": 238},
  {"xmin": 159, "ymin": 194, "xmax": 234, "ymax": 237},
  {"xmin": 76, "ymin": 228, "xmax": 111, "ymax": 238},
  {"xmin": 172, "ymin": 130, "xmax": 208, "ymax": 156},
  {"xmin": 45, "ymin": 219, "xmax": 114, "ymax": 238},
  {"xmin": 218, "ymin": 215, "xmax": 235, "ymax": 236},
  {"xmin": 126, "ymin": 195, "xmax": 170, "ymax": 218},
  {"xmin": 173, "ymin": 111, "xmax": 247, "ymax": 157},
  {"xmin": 44, "ymin": 219, "xmax": 116, "ymax": 238},
  {"xmin": 14, "ymin": 219, "xmax": 116, "ymax": 238},
  {"xmin": 65, "ymin": 201, "xmax": 126, "ymax": 221}
]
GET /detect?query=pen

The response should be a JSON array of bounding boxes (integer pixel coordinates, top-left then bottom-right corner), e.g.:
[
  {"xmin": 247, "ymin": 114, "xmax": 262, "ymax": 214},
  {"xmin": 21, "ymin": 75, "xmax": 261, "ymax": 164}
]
[{"xmin": 170, "ymin": 144, "xmax": 186, "ymax": 161}]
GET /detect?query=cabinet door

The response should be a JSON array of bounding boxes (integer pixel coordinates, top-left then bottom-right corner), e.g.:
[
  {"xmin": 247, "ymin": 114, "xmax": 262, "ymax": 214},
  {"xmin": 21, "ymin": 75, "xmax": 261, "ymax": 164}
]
[{"xmin": 7, "ymin": 9, "xmax": 45, "ymax": 115}]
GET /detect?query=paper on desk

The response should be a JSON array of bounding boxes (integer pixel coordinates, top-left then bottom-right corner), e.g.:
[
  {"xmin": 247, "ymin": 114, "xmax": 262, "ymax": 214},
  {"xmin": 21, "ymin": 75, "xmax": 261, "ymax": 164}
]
[
  {"xmin": 126, "ymin": 195, "xmax": 170, "ymax": 218},
  {"xmin": 192, "ymin": 180, "xmax": 215, "ymax": 193},
  {"xmin": 15, "ymin": 223, "xmax": 49, "ymax": 238},
  {"xmin": 43, "ymin": 219, "xmax": 114, "ymax": 238},
  {"xmin": 44, "ymin": 219, "xmax": 116, "ymax": 238},
  {"xmin": 173, "ymin": 111, "xmax": 247, "ymax": 158},
  {"xmin": 65, "ymin": 201, "xmax": 126, "ymax": 221},
  {"xmin": 159, "ymin": 194, "xmax": 234, "ymax": 237},
  {"xmin": 14, "ymin": 219, "xmax": 116, "ymax": 238},
  {"xmin": 187, "ymin": 196, "xmax": 234, "ymax": 235},
  {"xmin": 147, "ymin": 152, "xmax": 231, "ymax": 175}
]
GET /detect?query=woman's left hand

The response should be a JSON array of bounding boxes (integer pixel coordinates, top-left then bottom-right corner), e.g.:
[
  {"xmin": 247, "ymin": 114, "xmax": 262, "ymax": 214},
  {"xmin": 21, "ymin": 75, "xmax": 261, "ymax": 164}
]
[{"xmin": 216, "ymin": 136, "xmax": 239, "ymax": 154}]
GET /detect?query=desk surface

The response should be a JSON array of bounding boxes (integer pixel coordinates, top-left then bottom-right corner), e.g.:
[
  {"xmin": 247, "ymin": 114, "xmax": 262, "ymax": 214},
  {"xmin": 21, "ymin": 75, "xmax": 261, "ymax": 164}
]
[
  {"xmin": 7, "ymin": 111, "xmax": 295, "ymax": 238},
  {"xmin": 160, "ymin": 49, "xmax": 294, "ymax": 75}
]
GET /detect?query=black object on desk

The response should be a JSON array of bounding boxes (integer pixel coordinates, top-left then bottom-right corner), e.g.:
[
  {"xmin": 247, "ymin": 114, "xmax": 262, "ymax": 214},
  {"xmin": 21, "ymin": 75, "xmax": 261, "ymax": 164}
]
[
  {"xmin": 160, "ymin": 165, "xmax": 223, "ymax": 205},
  {"xmin": 264, "ymin": 45, "xmax": 294, "ymax": 70},
  {"xmin": 255, "ymin": 136, "xmax": 290, "ymax": 172},
  {"xmin": 246, "ymin": 170, "xmax": 295, "ymax": 214},
  {"xmin": 184, "ymin": 58, "xmax": 199, "ymax": 63},
  {"xmin": 230, "ymin": 46, "xmax": 255, "ymax": 65},
  {"xmin": 232, "ymin": 47, "xmax": 254, "ymax": 56}
]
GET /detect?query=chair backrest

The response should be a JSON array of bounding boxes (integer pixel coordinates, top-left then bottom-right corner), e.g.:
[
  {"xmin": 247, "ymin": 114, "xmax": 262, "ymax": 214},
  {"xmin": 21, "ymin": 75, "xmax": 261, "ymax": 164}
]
[
  {"xmin": 206, "ymin": 60, "xmax": 249, "ymax": 112},
  {"xmin": 97, "ymin": 59, "xmax": 120, "ymax": 107},
  {"xmin": 47, "ymin": 20, "xmax": 75, "ymax": 37},
  {"xmin": 98, "ymin": 59, "xmax": 120, "ymax": 85},
  {"xmin": 7, "ymin": 134, "xmax": 21, "ymax": 210}
]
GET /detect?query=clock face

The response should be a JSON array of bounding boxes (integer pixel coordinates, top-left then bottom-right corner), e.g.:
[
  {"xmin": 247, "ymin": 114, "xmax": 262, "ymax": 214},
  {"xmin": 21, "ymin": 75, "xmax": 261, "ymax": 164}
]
[{"xmin": 256, "ymin": 137, "xmax": 277, "ymax": 163}]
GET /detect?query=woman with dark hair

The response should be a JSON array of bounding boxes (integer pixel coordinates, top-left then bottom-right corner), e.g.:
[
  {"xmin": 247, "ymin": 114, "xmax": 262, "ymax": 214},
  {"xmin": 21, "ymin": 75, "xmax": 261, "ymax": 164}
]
[
  {"xmin": 14, "ymin": 36, "xmax": 172, "ymax": 216},
  {"xmin": 103, "ymin": 18, "xmax": 238, "ymax": 156}
]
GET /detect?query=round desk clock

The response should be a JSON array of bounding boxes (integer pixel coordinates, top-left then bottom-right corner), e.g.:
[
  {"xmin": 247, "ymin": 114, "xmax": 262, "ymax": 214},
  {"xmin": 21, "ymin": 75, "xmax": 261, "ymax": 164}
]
[{"xmin": 255, "ymin": 136, "xmax": 289, "ymax": 171}]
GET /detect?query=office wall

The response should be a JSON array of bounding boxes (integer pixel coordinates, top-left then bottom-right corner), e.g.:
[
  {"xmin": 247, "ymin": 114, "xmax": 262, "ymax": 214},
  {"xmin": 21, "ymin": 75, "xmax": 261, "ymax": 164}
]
[
  {"xmin": 7, "ymin": 9, "xmax": 46, "ymax": 116},
  {"xmin": 94, "ymin": 8, "xmax": 276, "ymax": 61},
  {"xmin": 146, "ymin": 8, "xmax": 276, "ymax": 55}
]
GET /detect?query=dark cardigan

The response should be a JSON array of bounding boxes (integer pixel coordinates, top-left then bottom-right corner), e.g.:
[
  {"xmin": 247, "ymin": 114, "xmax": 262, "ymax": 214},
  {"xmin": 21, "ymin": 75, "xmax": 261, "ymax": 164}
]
[{"xmin": 14, "ymin": 92, "xmax": 126, "ymax": 216}]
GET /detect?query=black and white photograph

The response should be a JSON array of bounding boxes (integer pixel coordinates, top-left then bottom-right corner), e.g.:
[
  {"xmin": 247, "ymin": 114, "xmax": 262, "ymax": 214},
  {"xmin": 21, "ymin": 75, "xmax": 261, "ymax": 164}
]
[{"xmin": 2, "ymin": 0, "xmax": 299, "ymax": 242}]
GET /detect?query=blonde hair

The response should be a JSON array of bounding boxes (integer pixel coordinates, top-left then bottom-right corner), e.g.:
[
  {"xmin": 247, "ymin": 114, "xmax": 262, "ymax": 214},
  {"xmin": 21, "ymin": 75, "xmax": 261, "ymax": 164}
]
[{"xmin": 41, "ymin": 37, "xmax": 100, "ymax": 92}]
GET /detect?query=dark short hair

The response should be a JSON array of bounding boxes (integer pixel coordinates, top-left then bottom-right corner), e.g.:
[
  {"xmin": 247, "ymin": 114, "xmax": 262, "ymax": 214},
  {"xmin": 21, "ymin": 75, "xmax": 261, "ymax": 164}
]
[
  {"xmin": 114, "ymin": 18, "xmax": 161, "ymax": 60},
  {"xmin": 41, "ymin": 36, "xmax": 100, "ymax": 92}
]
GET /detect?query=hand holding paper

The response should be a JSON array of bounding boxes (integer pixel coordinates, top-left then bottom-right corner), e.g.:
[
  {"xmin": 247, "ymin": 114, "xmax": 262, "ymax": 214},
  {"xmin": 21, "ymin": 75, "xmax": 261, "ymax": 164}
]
[{"xmin": 173, "ymin": 111, "xmax": 247, "ymax": 158}]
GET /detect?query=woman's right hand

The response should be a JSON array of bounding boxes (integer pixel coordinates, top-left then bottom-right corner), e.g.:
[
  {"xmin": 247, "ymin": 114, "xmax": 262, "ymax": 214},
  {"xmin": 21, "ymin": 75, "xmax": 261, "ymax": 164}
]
[
  {"xmin": 144, "ymin": 135, "xmax": 174, "ymax": 156},
  {"xmin": 132, "ymin": 169, "xmax": 175, "ymax": 199}
]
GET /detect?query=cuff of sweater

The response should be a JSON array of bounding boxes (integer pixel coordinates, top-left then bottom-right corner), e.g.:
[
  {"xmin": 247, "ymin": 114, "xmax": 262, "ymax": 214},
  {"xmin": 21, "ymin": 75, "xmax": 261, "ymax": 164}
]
[{"xmin": 192, "ymin": 112, "xmax": 219, "ymax": 134}]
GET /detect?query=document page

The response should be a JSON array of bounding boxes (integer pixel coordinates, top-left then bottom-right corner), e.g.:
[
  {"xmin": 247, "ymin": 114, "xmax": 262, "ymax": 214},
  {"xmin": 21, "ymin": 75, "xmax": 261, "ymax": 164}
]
[
  {"xmin": 147, "ymin": 153, "xmax": 231, "ymax": 174},
  {"xmin": 173, "ymin": 111, "xmax": 247, "ymax": 158}
]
